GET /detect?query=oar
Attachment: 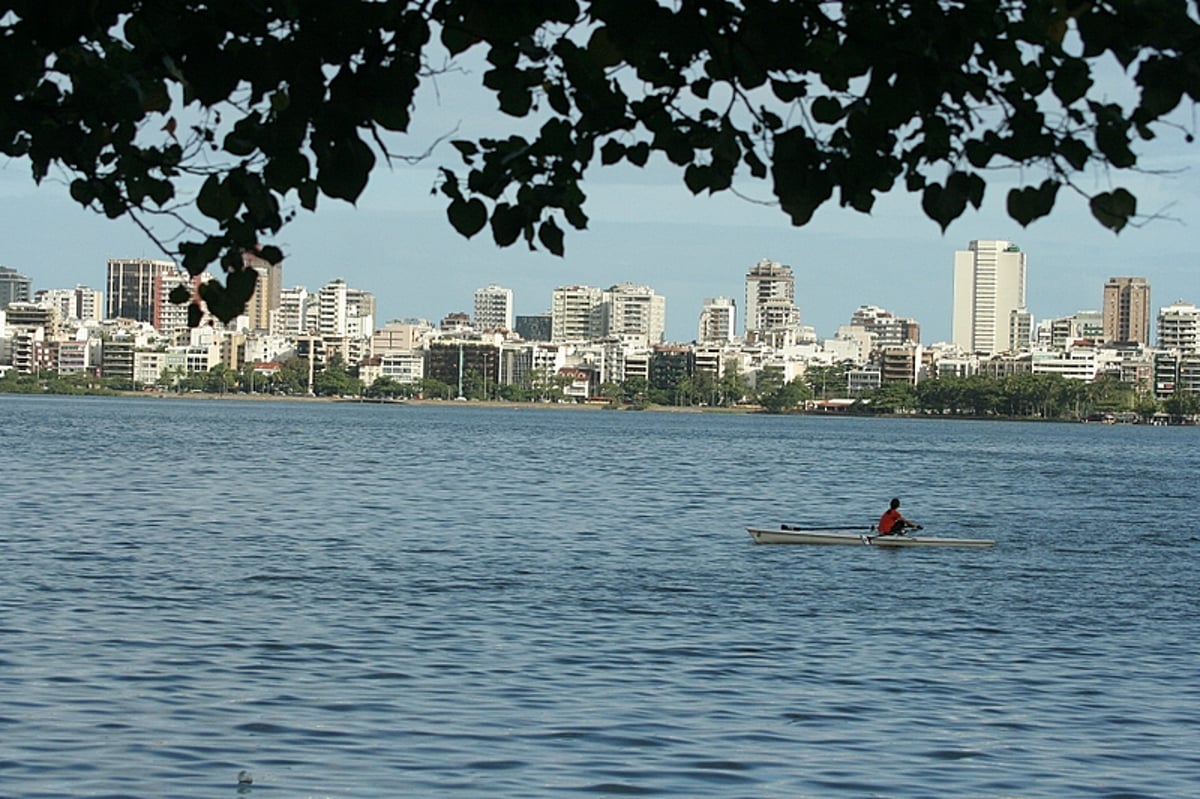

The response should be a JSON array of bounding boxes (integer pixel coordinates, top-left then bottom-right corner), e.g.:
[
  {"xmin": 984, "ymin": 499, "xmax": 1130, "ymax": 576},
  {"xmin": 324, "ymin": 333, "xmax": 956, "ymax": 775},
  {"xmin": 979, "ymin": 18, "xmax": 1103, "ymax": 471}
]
[{"xmin": 781, "ymin": 524, "xmax": 873, "ymax": 532}]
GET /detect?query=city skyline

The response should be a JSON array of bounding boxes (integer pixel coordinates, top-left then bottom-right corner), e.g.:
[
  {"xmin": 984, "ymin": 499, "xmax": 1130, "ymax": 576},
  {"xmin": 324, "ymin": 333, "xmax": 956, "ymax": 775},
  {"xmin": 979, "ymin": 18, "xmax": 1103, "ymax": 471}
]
[
  {"xmin": 2, "ymin": 160, "xmax": 1197, "ymax": 345},
  {"xmin": 2, "ymin": 28, "xmax": 1197, "ymax": 345},
  {"xmin": 3, "ymin": 234, "xmax": 1194, "ymax": 347},
  {"xmin": 4, "ymin": 171, "xmax": 1195, "ymax": 345}
]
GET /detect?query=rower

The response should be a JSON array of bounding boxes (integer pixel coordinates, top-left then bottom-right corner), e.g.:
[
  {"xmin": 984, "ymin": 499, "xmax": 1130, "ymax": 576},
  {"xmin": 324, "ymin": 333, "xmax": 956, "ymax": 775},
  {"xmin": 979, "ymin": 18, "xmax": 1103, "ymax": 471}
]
[{"xmin": 877, "ymin": 498, "xmax": 922, "ymax": 536}]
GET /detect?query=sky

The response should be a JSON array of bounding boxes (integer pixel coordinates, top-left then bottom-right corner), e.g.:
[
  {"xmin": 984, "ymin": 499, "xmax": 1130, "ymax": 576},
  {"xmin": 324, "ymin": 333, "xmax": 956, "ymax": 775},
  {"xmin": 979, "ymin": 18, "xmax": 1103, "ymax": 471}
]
[{"xmin": 1, "ymin": 50, "xmax": 1197, "ymax": 345}]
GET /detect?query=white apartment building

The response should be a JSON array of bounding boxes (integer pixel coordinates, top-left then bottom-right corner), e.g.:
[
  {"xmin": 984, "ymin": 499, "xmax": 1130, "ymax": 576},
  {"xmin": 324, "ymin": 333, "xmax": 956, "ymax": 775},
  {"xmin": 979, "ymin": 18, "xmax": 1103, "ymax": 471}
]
[
  {"xmin": 605, "ymin": 283, "xmax": 666, "ymax": 346},
  {"xmin": 848, "ymin": 304, "xmax": 921, "ymax": 350},
  {"xmin": 273, "ymin": 286, "xmax": 309, "ymax": 335},
  {"xmin": 473, "ymin": 285, "xmax": 514, "ymax": 332},
  {"xmin": 1157, "ymin": 301, "xmax": 1200, "ymax": 352},
  {"xmin": 312, "ymin": 279, "xmax": 375, "ymax": 340},
  {"xmin": 568, "ymin": 338, "xmax": 629, "ymax": 385},
  {"xmin": 529, "ymin": 341, "xmax": 572, "ymax": 378},
  {"xmin": 133, "ymin": 350, "xmax": 188, "ymax": 386},
  {"xmin": 551, "ymin": 285, "xmax": 605, "ymax": 342},
  {"xmin": 56, "ymin": 339, "xmax": 96, "ymax": 374},
  {"xmin": 36, "ymin": 286, "xmax": 104, "ymax": 323},
  {"xmin": 698, "ymin": 296, "xmax": 737, "ymax": 343},
  {"xmin": 952, "ymin": 240, "xmax": 1028, "ymax": 355},
  {"xmin": 744, "ymin": 258, "xmax": 800, "ymax": 345},
  {"xmin": 1037, "ymin": 310, "xmax": 1103, "ymax": 349},
  {"xmin": 1031, "ymin": 346, "xmax": 1099, "ymax": 381},
  {"xmin": 155, "ymin": 270, "xmax": 196, "ymax": 334},
  {"xmin": 826, "ymin": 329, "xmax": 873, "ymax": 364},
  {"xmin": 378, "ymin": 351, "xmax": 425, "ymax": 384},
  {"xmin": 317, "ymin": 279, "xmax": 348, "ymax": 337}
]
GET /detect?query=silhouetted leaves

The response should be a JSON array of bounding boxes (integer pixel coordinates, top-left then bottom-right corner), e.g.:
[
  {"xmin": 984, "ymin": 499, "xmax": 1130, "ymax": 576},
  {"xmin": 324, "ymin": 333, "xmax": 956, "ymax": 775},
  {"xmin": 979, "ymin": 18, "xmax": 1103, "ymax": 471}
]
[
  {"xmin": 1007, "ymin": 180, "xmax": 1061, "ymax": 226},
  {"xmin": 2, "ymin": 0, "xmax": 1195, "ymax": 326},
  {"xmin": 448, "ymin": 197, "xmax": 488, "ymax": 237},
  {"xmin": 168, "ymin": 284, "xmax": 192, "ymax": 305},
  {"xmin": 1091, "ymin": 188, "xmax": 1137, "ymax": 232}
]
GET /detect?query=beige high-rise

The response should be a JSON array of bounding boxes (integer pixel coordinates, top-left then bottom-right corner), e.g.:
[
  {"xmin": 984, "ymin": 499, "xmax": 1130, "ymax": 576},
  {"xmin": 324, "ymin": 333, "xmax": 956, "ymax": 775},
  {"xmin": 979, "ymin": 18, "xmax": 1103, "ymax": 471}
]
[
  {"xmin": 952, "ymin": 240, "xmax": 1027, "ymax": 355},
  {"xmin": 1102, "ymin": 277, "xmax": 1151, "ymax": 345}
]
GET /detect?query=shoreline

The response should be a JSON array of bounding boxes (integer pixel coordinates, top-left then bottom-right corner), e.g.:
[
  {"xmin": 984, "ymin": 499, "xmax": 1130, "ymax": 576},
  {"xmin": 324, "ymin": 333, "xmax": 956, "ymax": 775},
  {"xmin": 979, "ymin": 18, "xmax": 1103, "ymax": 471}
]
[{"xmin": 4, "ymin": 390, "xmax": 1193, "ymax": 424}]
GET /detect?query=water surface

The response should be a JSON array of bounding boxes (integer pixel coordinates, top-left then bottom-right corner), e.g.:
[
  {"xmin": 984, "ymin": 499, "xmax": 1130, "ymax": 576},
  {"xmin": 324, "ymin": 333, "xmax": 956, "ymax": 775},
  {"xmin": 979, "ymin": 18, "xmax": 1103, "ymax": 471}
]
[{"xmin": 1, "ymin": 396, "xmax": 1196, "ymax": 798}]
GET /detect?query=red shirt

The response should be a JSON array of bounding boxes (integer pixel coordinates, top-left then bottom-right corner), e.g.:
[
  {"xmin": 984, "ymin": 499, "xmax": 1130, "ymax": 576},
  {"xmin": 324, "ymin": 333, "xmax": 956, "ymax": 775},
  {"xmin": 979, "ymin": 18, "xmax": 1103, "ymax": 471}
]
[{"xmin": 878, "ymin": 508, "xmax": 903, "ymax": 534}]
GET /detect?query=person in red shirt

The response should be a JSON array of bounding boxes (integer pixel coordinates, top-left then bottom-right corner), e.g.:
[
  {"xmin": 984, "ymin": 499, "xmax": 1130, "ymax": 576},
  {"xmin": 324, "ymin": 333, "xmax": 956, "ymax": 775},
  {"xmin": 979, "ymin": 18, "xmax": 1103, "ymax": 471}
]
[{"xmin": 877, "ymin": 498, "xmax": 922, "ymax": 536}]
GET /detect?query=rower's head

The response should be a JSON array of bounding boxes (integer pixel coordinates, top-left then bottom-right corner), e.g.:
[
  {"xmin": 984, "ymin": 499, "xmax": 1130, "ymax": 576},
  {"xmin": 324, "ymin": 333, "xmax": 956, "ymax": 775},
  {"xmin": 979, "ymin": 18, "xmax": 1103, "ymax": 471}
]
[{"xmin": 890, "ymin": 498, "xmax": 900, "ymax": 509}]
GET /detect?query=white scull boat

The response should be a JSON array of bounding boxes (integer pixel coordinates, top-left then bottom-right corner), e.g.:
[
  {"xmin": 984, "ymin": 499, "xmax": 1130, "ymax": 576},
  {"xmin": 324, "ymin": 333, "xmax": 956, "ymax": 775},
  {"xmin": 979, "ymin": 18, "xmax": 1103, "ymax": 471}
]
[{"xmin": 747, "ymin": 526, "xmax": 995, "ymax": 548}]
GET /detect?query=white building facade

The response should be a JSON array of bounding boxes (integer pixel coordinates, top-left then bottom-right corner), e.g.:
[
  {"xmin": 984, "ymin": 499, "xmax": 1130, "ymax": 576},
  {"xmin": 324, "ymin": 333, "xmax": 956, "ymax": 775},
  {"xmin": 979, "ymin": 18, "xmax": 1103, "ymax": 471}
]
[
  {"xmin": 744, "ymin": 258, "xmax": 800, "ymax": 346},
  {"xmin": 698, "ymin": 296, "xmax": 737, "ymax": 344},
  {"xmin": 1157, "ymin": 301, "xmax": 1200, "ymax": 352},
  {"xmin": 473, "ymin": 285, "xmax": 514, "ymax": 332},
  {"xmin": 551, "ymin": 285, "xmax": 605, "ymax": 342},
  {"xmin": 605, "ymin": 283, "xmax": 666, "ymax": 346},
  {"xmin": 952, "ymin": 240, "xmax": 1028, "ymax": 355}
]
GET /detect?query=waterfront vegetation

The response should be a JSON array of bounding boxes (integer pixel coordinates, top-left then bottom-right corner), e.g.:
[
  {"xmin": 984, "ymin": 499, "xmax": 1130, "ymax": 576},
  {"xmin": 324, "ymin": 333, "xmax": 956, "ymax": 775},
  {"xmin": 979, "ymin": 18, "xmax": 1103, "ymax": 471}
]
[{"xmin": 5, "ymin": 358, "xmax": 1198, "ymax": 422}]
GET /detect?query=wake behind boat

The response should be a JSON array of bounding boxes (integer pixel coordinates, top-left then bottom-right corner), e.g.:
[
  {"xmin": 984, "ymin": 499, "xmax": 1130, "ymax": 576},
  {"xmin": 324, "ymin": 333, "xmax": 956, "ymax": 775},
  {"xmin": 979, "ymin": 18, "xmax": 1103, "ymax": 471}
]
[{"xmin": 747, "ymin": 525, "xmax": 995, "ymax": 548}]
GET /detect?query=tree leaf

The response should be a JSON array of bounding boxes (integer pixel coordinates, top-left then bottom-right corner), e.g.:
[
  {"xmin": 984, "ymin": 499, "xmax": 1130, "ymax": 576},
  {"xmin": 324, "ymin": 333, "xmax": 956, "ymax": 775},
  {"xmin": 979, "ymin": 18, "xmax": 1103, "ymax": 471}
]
[
  {"xmin": 197, "ymin": 175, "xmax": 238, "ymax": 222},
  {"xmin": 315, "ymin": 132, "xmax": 375, "ymax": 202},
  {"xmin": 1007, "ymin": 180, "xmax": 1061, "ymax": 226},
  {"xmin": 490, "ymin": 203, "xmax": 524, "ymax": 246},
  {"xmin": 1051, "ymin": 59, "xmax": 1092, "ymax": 105},
  {"xmin": 921, "ymin": 181, "xmax": 968, "ymax": 231},
  {"xmin": 811, "ymin": 96, "xmax": 842, "ymax": 124},
  {"xmin": 538, "ymin": 217, "xmax": 564, "ymax": 255},
  {"xmin": 684, "ymin": 163, "xmax": 711, "ymax": 194},
  {"xmin": 448, "ymin": 197, "xmax": 488, "ymax": 237},
  {"xmin": 1090, "ymin": 188, "xmax": 1136, "ymax": 233}
]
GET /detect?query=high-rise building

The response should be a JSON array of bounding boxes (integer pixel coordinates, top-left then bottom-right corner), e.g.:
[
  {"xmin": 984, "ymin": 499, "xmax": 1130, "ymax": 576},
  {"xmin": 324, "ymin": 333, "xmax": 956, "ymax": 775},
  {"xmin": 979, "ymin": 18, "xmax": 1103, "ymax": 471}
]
[
  {"xmin": 35, "ymin": 286, "xmax": 104, "ymax": 322},
  {"xmin": 274, "ymin": 286, "xmax": 309, "ymax": 335},
  {"xmin": 1157, "ymin": 301, "xmax": 1200, "ymax": 353},
  {"xmin": 952, "ymin": 240, "xmax": 1028, "ymax": 355},
  {"xmin": 698, "ymin": 297, "xmax": 737, "ymax": 343},
  {"xmin": 244, "ymin": 252, "xmax": 284, "ymax": 332},
  {"xmin": 1102, "ymin": 276, "xmax": 1151, "ymax": 345},
  {"xmin": 0, "ymin": 266, "xmax": 33, "ymax": 307},
  {"xmin": 744, "ymin": 258, "xmax": 800, "ymax": 345},
  {"xmin": 105, "ymin": 258, "xmax": 179, "ymax": 323},
  {"xmin": 154, "ymin": 270, "xmax": 195, "ymax": 333},
  {"xmin": 848, "ymin": 305, "xmax": 920, "ymax": 349},
  {"xmin": 313, "ymin": 279, "xmax": 375, "ymax": 338},
  {"xmin": 551, "ymin": 285, "xmax": 605, "ymax": 342},
  {"xmin": 605, "ymin": 283, "xmax": 666, "ymax": 345},
  {"xmin": 473, "ymin": 285, "xmax": 514, "ymax": 332}
]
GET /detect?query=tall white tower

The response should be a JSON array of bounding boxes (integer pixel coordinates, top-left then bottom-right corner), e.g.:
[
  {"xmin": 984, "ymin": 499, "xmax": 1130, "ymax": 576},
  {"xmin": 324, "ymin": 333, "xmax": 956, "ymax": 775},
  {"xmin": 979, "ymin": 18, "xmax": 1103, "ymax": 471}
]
[
  {"xmin": 551, "ymin": 285, "xmax": 605, "ymax": 342},
  {"xmin": 698, "ymin": 297, "xmax": 737, "ymax": 343},
  {"xmin": 744, "ymin": 258, "xmax": 799, "ymax": 346},
  {"xmin": 605, "ymin": 283, "xmax": 666, "ymax": 345},
  {"xmin": 473, "ymin": 285, "xmax": 514, "ymax": 331},
  {"xmin": 952, "ymin": 240, "xmax": 1028, "ymax": 355},
  {"xmin": 1157, "ymin": 301, "xmax": 1200, "ymax": 352}
]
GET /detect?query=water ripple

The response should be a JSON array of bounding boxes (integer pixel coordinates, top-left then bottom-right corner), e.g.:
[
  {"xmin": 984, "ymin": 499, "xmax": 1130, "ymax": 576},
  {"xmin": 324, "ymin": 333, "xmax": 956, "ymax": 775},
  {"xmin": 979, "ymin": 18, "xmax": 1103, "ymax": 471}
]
[{"xmin": 1, "ymin": 398, "xmax": 1197, "ymax": 798}]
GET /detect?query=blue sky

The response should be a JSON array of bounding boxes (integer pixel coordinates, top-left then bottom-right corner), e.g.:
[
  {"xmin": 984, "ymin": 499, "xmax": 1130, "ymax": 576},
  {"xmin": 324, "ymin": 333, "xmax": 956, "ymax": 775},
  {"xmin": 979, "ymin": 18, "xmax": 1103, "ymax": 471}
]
[{"xmin": 2, "ymin": 53, "xmax": 1196, "ymax": 344}]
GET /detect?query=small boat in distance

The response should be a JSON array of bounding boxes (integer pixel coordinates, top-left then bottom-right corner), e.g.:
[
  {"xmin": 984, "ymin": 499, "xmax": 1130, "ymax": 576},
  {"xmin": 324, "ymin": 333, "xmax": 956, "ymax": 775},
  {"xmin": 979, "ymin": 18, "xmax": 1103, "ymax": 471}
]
[{"xmin": 747, "ymin": 525, "xmax": 995, "ymax": 548}]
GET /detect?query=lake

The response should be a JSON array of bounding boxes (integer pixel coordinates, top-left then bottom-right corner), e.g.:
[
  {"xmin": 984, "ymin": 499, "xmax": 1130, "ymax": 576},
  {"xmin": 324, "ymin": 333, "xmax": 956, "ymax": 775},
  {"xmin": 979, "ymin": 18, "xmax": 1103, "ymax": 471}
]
[{"xmin": 1, "ymin": 395, "xmax": 1196, "ymax": 798}]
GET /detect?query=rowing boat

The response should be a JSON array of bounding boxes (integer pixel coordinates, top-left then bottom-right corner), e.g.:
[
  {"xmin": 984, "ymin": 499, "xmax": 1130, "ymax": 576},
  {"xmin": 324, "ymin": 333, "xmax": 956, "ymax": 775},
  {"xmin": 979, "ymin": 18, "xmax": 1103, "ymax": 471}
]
[{"xmin": 746, "ymin": 526, "xmax": 995, "ymax": 548}]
